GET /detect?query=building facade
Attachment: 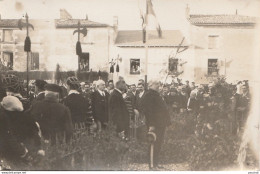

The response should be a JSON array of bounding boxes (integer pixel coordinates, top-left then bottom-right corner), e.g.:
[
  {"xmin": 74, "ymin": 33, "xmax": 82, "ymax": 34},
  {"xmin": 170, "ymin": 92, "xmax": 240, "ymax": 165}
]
[
  {"xmin": 0, "ymin": 9, "xmax": 114, "ymax": 77},
  {"xmin": 113, "ymin": 30, "xmax": 193, "ymax": 84},
  {"xmin": 186, "ymin": 6, "xmax": 259, "ymax": 83}
]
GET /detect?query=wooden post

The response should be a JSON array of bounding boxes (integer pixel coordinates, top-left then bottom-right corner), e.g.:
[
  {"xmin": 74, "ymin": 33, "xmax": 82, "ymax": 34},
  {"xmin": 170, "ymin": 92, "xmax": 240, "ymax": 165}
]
[{"xmin": 25, "ymin": 13, "xmax": 29, "ymax": 98}]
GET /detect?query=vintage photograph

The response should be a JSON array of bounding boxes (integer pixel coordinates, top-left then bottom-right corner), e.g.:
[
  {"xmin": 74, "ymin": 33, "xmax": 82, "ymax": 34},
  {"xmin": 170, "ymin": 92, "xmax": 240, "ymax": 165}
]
[{"xmin": 0, "ymin": 0, "xmax": 259, "ymax": 172}]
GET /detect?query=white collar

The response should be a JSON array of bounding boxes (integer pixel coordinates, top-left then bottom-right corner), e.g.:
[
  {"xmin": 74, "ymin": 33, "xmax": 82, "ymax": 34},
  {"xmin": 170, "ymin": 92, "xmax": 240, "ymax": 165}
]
[
  {"xmin": 98, "ymin": 89, "xmax": 105, "ymax": 96},
  {"xmin": 139, "ymin": 91, "xmax": 144, "ymax": 97},
  {"xmin": 37, "ymin": 91, "xmax": 45, "ymax": 96},
  {"xmin": 68, "ymin": 90, "xmax": 80, "ymax": 95},
  {"xmin": 115, "ymin": 88, "xmax": 122, "ymax": 94}
]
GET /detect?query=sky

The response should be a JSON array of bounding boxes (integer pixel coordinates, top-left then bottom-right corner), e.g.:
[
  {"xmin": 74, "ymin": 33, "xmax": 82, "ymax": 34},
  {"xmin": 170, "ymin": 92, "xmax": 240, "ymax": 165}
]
[{"xmin": 0, "ymin": 0, "xmax": 260, "ymax": 30}]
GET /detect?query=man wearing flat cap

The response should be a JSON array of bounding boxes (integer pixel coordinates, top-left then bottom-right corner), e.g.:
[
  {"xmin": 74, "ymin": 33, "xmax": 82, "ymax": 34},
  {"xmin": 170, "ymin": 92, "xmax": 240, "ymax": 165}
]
[{"xmin": 28, "ymin": 84, "xmax": 73, "ymax": 144}]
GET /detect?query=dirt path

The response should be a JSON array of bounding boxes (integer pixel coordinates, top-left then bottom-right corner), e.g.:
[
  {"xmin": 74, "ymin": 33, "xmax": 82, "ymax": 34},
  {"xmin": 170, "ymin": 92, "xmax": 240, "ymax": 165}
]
[{"xmin": 123, "ymin": 162, "xmax": 190, "ymax": 171}]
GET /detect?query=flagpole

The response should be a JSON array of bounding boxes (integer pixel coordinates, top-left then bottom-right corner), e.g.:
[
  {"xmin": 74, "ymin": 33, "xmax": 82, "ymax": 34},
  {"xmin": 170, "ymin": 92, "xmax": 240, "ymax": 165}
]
[
  {"xmin": 145, "ymin": 39, "xmax": 148, "ymax": 90},
  {"xmin": 144, "ymin": 0, "xmax": 148, "ymax": 90}
]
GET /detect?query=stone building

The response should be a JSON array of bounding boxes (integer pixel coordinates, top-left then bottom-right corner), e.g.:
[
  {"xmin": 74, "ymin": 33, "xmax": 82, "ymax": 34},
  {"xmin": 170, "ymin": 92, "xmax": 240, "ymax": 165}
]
[
  {"xmin": 186, "ymin": 6, "xmax": 259, "ymax": 83},
  {"xmin": 113, "ymin": 30, "xmax": 192, "ymax": 84},
  {"xmin": 0, "ymin": 9, "xmax": 114, "ymax": 77}
]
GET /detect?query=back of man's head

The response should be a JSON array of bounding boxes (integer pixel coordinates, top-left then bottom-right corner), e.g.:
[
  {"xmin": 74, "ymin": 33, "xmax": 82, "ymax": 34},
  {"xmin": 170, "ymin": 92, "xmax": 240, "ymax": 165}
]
[
  {"xmin": 116, "ymin": 80, "xmax": 126, "ymax": 92},
  {"xmin": 148, "ymin": 78, "xmax": 160, "ymax": 91}
]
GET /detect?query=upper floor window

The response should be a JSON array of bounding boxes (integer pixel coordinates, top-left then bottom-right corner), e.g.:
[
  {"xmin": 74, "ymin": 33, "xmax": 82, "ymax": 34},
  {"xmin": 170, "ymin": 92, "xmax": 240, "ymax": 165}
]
[
  {"xmin": 30, "ymin": 52, "xmax": 39, "ymax": 70},
  {"xmin": 169, "ymin": 58, "xmax": 178, "ymax": 75},
  {"xmin": 3, "ymin": 29, "xmax": 14, "ymax": 42},
  {"xmin": 130, "ymin": 59, "xmax": 140, "ymax": 75},
  {"xmin": 2, "ymin": 52, "xmax": 13, "ymax": 70},
  {"xmin": 79, "ymin": 52, "xmax": 89, "ymax": 72},
  {"xmin": 208, "ymin": 35, "xmax": 219, "ymax": 49},
  {"xmin": 208, "ymin": 59, "xmax": 218, "ymax": 76}
]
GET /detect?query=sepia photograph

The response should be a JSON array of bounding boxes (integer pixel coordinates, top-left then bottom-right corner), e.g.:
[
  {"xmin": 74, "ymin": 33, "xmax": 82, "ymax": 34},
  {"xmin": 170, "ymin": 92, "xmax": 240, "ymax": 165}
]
[{"xmin": 0, "ymin": 0, "xmax": 260, "ymax": 172}]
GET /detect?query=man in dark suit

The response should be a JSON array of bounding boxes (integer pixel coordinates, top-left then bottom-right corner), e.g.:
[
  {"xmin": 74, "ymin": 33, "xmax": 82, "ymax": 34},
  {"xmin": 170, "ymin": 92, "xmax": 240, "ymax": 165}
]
[
  {"xmin": 28, "ymin": 84, "xmax": 73, "ymax": 145},
  {"xmin": 127, "ymin": 84, "xmax": 138, "ymax": 109},
  {"xmin": 91, "ymin": 79, "xmax": 109, "ymax": 132},
  {"xmin": 34, "ymin": 79, "xmax": 47, "ymax": 102},
  {"xmin": 135, "ymin": 83, "xmax": 146, "ymax": 141},
  {"xmin": 141, "ymin": 79, "xmax": 171, "ymax": 169},
  {"xmin": 63, "ymin": 76, "xmax": 90, "ymax": 124},
  {"xmin": 109, "ymin": 80, "xmax": 129, "ymax": 140},
  {"xmin": 136, "ymin": 83, "xmax": 145, "ymax": 112}
]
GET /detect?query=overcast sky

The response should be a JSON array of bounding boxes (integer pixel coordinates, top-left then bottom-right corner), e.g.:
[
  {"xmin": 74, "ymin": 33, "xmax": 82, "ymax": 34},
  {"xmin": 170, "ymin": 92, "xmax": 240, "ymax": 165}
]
[{"xmin": 0, "ymin": 0, "xmax": 260, "ymax": 30}]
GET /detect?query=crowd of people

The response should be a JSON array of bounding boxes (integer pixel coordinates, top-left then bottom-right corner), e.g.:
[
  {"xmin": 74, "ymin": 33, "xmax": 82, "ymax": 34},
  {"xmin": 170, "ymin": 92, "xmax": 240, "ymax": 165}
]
[{"xmin": 0, "ymin": 74, "xmax": 251, "ymax": 170}]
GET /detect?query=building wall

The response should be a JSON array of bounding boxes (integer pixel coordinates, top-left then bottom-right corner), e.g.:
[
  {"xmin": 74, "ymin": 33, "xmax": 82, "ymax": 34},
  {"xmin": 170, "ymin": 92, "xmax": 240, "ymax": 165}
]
[
  {"xmin": 0, "ymin": 20, "xmax": 113, "ymax": 73},
  {"xmin": 113, "ymin": 46, "xmax": 194, "ymax": 85},
  {"xmin": 191, "ymin": 25, "xmax": 257, "ymax": 83}
]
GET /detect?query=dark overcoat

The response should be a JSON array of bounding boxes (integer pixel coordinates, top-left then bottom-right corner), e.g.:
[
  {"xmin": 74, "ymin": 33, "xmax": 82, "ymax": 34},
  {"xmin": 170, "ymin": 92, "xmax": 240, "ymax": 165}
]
[
  {"xmin": 28, "ymin": 98, "xmax": 73, "ymax": 144},
  {"xmin": 91, "ymin": 90, "xmax": 109, "ymax": 123},
  {"xmin": 141, "ymin": 89, "xmax": 170, "ymax": 128},
  {"xmin": 109, "ymin": 89, "xmax": 129, "ymax": 133}
]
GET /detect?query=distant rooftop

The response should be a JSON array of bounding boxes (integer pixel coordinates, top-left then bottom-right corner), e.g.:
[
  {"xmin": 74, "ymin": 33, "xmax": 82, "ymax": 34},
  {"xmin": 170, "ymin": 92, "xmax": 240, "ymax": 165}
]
[
  {"xmin": 0, "ymin": 19, "xmax": 20, "ymax": 28},
  {"xmin": 0, "ymin": 18, "xmax": 110, "ymax": 29},
  {"xmin": 55, "ymin": 19, "xmax": 110, "ymax": 28},
  {"xmin": 188, "ymin": 14, "xmax": 259, "ymax": 26},
  {"xmin": 115, "ymin": 30, "xmax": 189, "ymax": 47}
]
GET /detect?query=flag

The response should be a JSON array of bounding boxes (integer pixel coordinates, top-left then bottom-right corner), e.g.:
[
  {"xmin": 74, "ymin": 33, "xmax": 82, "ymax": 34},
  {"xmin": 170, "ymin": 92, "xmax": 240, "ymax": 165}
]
[
  {"xmin": 146, "ymin": 0, "xmax": 162, "ymax": 38},
  {"xmin": 140, "ymin": 10, "xmax": 146, "ymax": 43}
]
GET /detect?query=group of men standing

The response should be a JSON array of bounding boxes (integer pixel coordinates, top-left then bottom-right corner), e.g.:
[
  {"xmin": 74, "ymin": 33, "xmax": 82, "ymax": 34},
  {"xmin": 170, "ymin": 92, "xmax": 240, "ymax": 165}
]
[{"xmin": 0, "ymin": 74, "xmax": 170, "ymax": 170}]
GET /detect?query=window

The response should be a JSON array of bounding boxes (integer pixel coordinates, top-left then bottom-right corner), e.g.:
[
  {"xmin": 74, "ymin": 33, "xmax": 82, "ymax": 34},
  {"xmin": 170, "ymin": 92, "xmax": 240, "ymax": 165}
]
[
  {"xmin": 30, "ymin": 52, "xmax": 39, "ymax": 70},
  {"xmin": 168, "ymin": 58, "xmax": 178, "ymax": 75},
  {"xmin": 208, "ymin": 35, "xmax": 219, "ymax": 49},
  {"xmin": 79, "ymin": 52, "xmax": 89, "ymax": 71},
  {"xmin": 130, "ymin": 59, "xmax": 140, "ymax": 75},
  {"xmin": 208, "ymin": 59, "xmax": 218, "ymax": 76},
  {"xmin": 3, "ymin": 29, "xmax": 13, "ymax": 42},
  {"xmin": 2, "ymin": 52, "xmax": 13, "ymax": 70}
]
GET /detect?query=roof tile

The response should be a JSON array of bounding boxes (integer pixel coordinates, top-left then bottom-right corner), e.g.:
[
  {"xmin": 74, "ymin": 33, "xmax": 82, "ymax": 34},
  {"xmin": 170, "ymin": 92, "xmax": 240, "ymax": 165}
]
[
  {"xmin": 188, "ymin": 14, "xmax": 259, "ymax": 25},
  {"xmin": 55, "ymin": 19, "xmax": 109, "ymax": 28}
]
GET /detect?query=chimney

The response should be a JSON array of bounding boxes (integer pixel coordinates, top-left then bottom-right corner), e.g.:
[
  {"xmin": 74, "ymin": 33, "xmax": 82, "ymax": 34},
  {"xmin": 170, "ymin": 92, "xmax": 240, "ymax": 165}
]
[
  {"xmin": 186, "ymin": 4, "xmax": 190, "ymax": 19},
  {"xmin": 113, "ymin": 16, "xmax": 118, "ymax": 30},
  {"xmin": 86, "ymin": 14, "xmax": 88, "ymax": 20},
  {"xmin": 60, "ymin": 9, "xmax": 72, "ymax": 20},
  {"xmin": 236, "ymin": 9, "xmax": 238, "ymax": 15},
  {"xmin": 0, "ymin": 14, "xmax": 1, "ymax": 20}
]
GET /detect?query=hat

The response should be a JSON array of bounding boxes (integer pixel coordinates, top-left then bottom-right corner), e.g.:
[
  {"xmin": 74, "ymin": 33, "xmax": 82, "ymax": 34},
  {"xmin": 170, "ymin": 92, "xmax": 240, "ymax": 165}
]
[
  {"xmin": 35, "ymin": 79, "xmax": 47, "ymax": 90},
  {"xmin": 45, "ymin": 84, "xmax": 61, "ymax": 93},
  {"xmin": 66, "ymin": 76, "xmax": 80, "ymax": 89},
  {"xmin": 108, "ymin": 80, "xmax": 114, "ymax": 84},
  {"xmin": 1, "ymin": 96, "xmax": 24, "ymax": 112}
]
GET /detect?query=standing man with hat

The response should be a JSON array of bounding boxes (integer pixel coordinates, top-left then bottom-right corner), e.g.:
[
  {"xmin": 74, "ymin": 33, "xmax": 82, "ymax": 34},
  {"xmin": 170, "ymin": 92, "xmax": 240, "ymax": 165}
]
[
  {"xmin": 28, "ymin": 84, "xmax": 73, "ymax": 144},
  {"xmin": 141, "ymin": 79, "xmax": 171, "ymax": 170}
]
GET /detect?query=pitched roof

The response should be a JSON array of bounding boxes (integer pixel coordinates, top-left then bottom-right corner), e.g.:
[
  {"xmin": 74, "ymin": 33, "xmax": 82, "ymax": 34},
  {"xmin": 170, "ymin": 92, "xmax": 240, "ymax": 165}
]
[
  {"xmin": 0, "ymin": 19, "xmax": 110, "ymax": 28},
  {"xmin": 115, "ymin": 30, "xmax": 189, "ymax": 47},
  {"xmin": 55, "ymin": 19, "xmax": 110, "ymax": 28},
  {"xmin": 0, "ymin": 19, "xmax": 20, "ymax": 28},
  {"xmin": 188, "ymin": 14, "xmax": 259, "ymax": 26}
]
